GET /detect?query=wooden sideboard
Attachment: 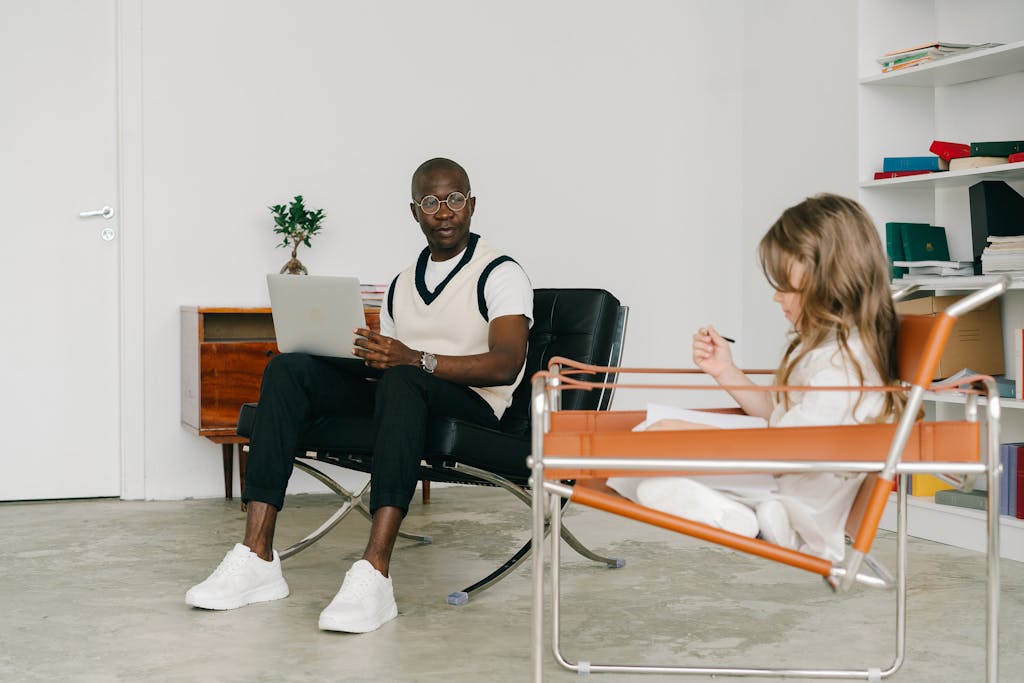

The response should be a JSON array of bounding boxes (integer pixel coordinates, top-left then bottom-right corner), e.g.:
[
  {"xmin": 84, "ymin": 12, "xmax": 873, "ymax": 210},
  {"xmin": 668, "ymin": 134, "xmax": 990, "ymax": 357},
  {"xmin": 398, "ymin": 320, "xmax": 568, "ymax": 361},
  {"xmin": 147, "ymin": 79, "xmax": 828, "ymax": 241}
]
[{"xmin": 180, "ymin": 305, "xmax": 382, "ymax": 499}]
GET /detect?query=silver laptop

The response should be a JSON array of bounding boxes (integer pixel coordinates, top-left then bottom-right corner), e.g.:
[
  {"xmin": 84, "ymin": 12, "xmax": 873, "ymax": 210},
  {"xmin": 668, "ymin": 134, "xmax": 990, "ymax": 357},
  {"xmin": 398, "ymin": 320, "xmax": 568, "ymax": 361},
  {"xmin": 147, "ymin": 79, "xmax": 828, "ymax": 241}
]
[{"xmin": 267, "ymin": 274, "xmax": 367, "ymax": 359}]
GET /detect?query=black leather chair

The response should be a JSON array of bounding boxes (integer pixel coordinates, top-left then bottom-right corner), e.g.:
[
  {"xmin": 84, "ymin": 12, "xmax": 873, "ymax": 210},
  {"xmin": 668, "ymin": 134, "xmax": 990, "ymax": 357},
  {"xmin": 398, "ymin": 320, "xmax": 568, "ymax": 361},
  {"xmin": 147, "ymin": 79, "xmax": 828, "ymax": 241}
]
[{"xmin": 237, "ymin": 288, "xmax": 628, "ymax": 604}]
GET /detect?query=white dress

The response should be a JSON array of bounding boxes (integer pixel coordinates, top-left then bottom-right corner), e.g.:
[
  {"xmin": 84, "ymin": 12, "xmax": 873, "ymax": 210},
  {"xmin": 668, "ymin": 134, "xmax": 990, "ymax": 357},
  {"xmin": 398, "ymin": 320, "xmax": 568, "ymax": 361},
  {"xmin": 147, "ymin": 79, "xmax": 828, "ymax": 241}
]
[{"xmin": 608, "ymin": 330, "xmax": 886, "ymax": 561}]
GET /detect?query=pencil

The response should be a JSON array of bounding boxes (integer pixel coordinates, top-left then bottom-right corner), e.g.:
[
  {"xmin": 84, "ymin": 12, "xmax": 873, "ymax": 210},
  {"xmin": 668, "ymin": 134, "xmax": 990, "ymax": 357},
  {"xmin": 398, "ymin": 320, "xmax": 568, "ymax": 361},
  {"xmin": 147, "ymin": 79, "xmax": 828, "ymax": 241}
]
[{"xmin": 721, "ymin": 335, "xmax": 736, "ymax": 344}]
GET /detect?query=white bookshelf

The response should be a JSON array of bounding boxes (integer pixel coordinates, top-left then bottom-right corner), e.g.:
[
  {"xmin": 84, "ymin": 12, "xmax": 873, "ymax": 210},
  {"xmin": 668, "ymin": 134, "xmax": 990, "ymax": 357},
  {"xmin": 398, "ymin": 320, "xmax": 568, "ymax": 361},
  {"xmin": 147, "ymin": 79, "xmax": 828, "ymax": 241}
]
[
  {"xmin": 924, "ymin": 391, "xmax": 1024, "ymax": 410},
  {"xmin": 861, "ymin": 160, "xmax": 1024, "ymax": 189},
  {"xmin": 880, "ymin": 493, "xmax": 1024, "ymax": 562},
  {"xmin": 860, "ymin": 38, "xmax": 1024, "ymax": 87},
  {"xmin": 858, "ymin": 0, "xmax": 1024, "ymax": 560}
]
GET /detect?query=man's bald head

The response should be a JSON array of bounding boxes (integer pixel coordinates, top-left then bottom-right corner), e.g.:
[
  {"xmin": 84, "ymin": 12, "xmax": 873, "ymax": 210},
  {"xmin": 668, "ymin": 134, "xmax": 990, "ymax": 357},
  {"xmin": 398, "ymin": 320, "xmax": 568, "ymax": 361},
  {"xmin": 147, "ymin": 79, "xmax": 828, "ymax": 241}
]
[{"xmin": 411, "ymin": 158, "xmax": 470, "ymax": 199}]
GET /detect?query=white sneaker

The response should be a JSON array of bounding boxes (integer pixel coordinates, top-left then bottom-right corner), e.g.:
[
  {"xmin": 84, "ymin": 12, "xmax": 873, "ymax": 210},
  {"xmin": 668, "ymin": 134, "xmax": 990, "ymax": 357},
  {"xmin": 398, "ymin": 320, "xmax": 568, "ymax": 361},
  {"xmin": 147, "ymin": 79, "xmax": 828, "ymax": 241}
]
[
  {"xmin": 186, "ymin": 543, "xmax": 289, "ymax": 610},
  {"xmin": 318, "ymin": 560, "xmax": 398, "ymax": 633}
]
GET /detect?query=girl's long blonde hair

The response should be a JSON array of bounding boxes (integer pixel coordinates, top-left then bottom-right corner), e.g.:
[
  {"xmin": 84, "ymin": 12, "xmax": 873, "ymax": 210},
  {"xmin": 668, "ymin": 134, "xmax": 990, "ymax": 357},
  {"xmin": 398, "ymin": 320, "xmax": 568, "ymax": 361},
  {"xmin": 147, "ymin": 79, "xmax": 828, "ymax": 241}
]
[{"xmin": 758, "ymin": 193, "xmax": 902, "ymax": 420}]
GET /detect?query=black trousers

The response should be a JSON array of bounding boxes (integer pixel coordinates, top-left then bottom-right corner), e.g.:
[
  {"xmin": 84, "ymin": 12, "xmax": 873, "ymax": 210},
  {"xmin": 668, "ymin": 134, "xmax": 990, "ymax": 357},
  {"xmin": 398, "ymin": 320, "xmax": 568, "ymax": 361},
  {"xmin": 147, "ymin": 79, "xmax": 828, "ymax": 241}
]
[{"xmin": 242, "ymin": 353, "xmax": 500, "ymax": 513}]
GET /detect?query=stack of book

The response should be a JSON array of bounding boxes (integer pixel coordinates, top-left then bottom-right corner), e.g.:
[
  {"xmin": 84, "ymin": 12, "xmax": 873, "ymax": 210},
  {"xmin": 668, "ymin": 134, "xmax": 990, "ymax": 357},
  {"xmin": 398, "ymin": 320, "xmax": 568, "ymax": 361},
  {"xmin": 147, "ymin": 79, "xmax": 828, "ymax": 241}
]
[
  {"xmin": 360, "ymin": 283, "xmax": 387, "ymax": 309},
  {"xmin": 934, "ymin": 442, "xmax": 1023, "ymax": 519},
  {"xmin": 876, "ymin": 41, "xmax": 1000, "ymax": 73},
  {"xmin": 981, "ymin": 236, "xmax": 1024, "ymax": 274}
]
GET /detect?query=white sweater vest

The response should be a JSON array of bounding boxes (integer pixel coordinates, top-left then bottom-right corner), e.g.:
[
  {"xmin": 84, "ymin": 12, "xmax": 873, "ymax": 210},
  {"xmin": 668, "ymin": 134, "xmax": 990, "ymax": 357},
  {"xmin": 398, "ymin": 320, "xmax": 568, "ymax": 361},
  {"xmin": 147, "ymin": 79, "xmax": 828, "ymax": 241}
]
[{"xmin": 389, "ymin": 234, "xmax": 525, "ymax": 418}]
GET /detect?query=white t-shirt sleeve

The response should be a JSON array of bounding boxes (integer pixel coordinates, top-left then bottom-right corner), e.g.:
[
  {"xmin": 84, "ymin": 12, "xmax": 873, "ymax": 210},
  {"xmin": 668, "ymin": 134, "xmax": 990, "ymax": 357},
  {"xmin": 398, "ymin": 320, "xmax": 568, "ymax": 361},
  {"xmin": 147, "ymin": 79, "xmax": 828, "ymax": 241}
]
[
  {"xmin": 484, "ymin": 261, "xmax": 533, "ymax": 327},
  {"xmin": 376, "ymin": 299, "xmax": 391, "ymax": 339}
]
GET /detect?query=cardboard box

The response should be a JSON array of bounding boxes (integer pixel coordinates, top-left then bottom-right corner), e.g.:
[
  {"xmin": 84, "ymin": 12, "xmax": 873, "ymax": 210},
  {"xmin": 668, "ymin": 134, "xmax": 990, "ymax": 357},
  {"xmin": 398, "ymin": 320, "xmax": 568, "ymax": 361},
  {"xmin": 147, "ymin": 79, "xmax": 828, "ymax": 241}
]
[{"xmin": 895, "ymin": 295, "xmax": 1004, "ymax": 379}]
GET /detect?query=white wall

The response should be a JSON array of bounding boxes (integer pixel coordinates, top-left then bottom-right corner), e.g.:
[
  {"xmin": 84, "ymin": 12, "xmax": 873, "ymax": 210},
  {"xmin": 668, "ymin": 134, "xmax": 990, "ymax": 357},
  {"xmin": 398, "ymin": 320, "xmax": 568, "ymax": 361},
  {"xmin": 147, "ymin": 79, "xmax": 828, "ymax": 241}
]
[
  {"xmin": 127, "ymin": 0, "xmax": 857, "ymax": 500},
  {"xmin": 740, "ymin": 1, "xmax": 859, "ymax": 369}
]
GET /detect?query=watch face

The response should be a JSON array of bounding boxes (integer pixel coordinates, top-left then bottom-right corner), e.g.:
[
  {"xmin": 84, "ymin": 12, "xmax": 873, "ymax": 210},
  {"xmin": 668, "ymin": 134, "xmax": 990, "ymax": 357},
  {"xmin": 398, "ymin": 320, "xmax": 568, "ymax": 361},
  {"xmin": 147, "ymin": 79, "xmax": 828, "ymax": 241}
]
[{"xmin": 422, "ymin": 352, "xmax": 437, "ymax": 373}]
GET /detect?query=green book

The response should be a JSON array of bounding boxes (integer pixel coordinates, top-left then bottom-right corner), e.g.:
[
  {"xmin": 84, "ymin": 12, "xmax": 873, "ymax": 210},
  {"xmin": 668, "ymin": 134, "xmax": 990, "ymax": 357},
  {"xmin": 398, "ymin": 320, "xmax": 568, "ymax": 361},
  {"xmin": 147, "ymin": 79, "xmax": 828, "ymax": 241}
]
[
  {"xmin": 970, "ymin": 140, "xmax": 1024, "ymax": 157},
  {"xmin": 900, "ymin": 224, "xmax": 950, "ymax": 261},
  {"xmin": 935, "ymin": 488, "xmax": 988, "ymax": 511},
  {"xmin": 884, "ymin": 222, "xmax": 928, "ymax": 279}
]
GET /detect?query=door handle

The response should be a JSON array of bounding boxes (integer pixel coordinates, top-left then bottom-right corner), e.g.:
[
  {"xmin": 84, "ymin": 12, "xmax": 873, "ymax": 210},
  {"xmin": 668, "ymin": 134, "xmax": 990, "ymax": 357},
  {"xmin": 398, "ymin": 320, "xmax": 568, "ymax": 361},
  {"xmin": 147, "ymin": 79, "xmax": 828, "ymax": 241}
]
[{"xmin": 79, "ymin": 206, "xmax": 115, "ymax": 219}]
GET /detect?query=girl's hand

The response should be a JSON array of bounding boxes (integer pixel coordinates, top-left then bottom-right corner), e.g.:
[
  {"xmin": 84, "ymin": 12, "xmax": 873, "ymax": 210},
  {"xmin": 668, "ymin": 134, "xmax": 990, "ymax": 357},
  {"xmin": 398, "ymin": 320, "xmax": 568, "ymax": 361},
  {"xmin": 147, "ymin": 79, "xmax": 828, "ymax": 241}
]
[{"xmin": 692, "ymin": 325, "xmax": 734, "ymax": 378}]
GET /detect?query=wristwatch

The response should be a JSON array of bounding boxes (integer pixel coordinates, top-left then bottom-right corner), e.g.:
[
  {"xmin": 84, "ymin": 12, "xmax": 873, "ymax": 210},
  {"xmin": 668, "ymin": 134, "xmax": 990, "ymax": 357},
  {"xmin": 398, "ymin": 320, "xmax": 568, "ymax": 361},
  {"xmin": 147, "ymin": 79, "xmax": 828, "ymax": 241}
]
[{"xmin": 420, "ymin": 351, "xmax": 437, "ymax": 374}]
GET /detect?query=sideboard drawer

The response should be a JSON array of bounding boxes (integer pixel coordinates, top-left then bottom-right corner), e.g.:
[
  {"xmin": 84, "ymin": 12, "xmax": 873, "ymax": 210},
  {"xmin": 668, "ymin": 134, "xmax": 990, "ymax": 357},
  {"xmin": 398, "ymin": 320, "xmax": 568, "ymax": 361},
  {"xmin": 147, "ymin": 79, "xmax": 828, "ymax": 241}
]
[{"xmin": 199, "ymin": 341, "xmax": 278, "ymax": 430}]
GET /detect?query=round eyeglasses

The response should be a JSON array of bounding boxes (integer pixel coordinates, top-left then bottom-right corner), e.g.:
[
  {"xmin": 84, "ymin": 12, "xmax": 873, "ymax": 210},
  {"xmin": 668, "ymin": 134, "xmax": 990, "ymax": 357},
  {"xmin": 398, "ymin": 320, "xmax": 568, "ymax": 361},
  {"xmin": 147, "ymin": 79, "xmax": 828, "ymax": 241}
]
[{"xmin": 413, "ymin": 191, "xmax": 471, "ymax": 215}]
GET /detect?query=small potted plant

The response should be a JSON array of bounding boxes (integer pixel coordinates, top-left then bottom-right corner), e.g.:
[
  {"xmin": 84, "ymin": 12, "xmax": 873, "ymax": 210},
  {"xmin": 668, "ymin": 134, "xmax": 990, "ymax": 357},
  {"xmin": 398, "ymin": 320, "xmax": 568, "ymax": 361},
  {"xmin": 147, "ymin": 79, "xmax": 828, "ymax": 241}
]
[{"xmin": 270, "ymin": 195, "xmax": 325, "ymax": 275}]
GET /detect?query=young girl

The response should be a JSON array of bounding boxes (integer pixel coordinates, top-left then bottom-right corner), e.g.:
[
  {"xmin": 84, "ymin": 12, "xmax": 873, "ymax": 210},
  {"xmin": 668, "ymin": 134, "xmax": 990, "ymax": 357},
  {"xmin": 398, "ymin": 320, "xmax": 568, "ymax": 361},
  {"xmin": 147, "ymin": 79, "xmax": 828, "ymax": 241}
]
[{"xmin": 609, "ymin": 193, "xmax": 902, "ymax": 561}]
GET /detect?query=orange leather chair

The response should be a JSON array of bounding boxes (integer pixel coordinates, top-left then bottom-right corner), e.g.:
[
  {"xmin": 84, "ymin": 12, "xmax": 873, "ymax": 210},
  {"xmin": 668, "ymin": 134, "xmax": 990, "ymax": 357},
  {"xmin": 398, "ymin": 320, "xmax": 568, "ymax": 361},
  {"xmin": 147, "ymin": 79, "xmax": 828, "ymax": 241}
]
[{"xmin": 528, "ymin": 277, "xmax": 1009, "ymax": 682}]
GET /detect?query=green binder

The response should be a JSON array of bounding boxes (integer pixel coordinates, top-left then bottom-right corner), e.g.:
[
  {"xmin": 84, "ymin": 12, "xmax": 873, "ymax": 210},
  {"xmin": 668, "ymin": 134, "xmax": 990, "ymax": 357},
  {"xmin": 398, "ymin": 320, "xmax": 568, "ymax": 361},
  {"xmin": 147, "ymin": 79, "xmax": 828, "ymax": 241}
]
[
  {"xmin": 970, "ymin": 140, "xmax": 1024, "ymax": 157},
  {"xmin": 900, "ymin": 224, "xmax": 950, "ymax": 261},
  {"xmin": 885, "ymin": 222, "xmax": 929, "ymax": 278}
]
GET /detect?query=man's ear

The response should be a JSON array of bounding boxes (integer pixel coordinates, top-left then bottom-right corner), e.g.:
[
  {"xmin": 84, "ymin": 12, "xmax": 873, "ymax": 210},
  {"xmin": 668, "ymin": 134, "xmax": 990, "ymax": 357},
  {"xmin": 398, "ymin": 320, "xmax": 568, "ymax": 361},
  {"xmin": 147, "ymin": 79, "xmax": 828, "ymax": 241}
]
[
  {"xmin": 410, "ymin": 202, "xmax": 418, "ymax": 221},
  {"xmin": 468, "ymin": 196, "xmax": 476, "ymax": 217}
]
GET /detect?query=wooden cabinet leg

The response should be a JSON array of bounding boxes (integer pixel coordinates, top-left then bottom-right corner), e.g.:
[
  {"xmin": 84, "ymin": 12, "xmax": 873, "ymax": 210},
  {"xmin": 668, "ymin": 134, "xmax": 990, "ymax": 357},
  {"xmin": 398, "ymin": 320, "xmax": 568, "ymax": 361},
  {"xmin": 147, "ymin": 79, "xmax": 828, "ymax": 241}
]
[
  {"xmin": 222, "ymin": 443, "xmax": 234, "ymax": 499},
  {"xmin": 238, "ymin": 444, "xmax": 248, "ymax": 496},
  {"xmin": 422, "ymin": 479, "xmax": 431, "ymax": 504}
]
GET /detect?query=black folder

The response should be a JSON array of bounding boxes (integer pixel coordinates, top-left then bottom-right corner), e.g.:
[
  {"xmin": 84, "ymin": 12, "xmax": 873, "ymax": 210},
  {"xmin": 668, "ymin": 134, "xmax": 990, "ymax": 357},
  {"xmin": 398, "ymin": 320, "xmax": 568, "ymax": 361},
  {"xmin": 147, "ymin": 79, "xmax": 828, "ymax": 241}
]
[{"xmin": 969, "ymin": 180, "xmax": 1024, "ymax": 273}]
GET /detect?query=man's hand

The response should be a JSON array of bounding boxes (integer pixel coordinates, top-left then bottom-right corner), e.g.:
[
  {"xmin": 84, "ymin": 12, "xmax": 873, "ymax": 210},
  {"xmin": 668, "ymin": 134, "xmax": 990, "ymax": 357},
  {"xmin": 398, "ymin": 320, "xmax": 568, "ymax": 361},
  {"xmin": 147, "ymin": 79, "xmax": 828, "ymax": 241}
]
[
  {"xmin": 350, "ymin": 315, "xmax": 528, "ymax": 386},
  {"xmin": 353, "ymin": 328, "xmax": 420, "ymax": 370}
]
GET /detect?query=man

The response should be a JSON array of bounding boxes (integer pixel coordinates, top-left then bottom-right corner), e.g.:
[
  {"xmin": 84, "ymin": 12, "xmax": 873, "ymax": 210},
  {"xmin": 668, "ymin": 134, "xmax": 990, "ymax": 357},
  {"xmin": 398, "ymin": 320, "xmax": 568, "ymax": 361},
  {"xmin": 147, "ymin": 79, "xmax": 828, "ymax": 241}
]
[{"xmin": 185, "ymin": 158, "xmax": 533, "ymax": 633}]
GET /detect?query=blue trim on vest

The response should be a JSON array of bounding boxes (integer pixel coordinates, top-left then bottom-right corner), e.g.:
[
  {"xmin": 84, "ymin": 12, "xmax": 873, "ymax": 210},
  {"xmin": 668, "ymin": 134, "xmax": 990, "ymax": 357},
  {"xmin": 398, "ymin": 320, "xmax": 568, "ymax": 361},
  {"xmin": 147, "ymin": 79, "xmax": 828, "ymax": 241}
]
[
  {"xmin": 414, "ymin": 233, "xmax": 479, "ymax": 305},
  {"xmin": 386, "ymin": 275, "xmax": 399, "ymax": 324},
  {"xmin": 476, "ymin": 256, "xmax": 518, "ymax": 321}
]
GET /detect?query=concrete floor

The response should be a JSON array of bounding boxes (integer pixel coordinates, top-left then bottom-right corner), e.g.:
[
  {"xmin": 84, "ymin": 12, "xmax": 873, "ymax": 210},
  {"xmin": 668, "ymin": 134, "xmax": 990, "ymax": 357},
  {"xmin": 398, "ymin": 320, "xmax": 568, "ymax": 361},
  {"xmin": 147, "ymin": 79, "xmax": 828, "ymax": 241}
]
[{"xmin": 2, "ymin": 485, "xmax": 1022, "ymax": 683}]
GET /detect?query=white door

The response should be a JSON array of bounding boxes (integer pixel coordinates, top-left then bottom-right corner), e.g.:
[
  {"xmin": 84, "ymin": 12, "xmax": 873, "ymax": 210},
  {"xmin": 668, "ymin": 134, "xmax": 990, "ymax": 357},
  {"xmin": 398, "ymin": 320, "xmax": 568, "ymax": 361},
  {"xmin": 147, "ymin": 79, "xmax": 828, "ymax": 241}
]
[{"xmin": 0, "ymin": 0, "xmax": 121, "ymax": 499}]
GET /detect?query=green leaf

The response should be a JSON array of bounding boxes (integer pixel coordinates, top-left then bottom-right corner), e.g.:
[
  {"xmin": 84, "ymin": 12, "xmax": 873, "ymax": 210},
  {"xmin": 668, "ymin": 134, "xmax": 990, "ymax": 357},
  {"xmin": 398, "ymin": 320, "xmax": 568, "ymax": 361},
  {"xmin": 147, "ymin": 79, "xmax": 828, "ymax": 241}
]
[{"xmin": 269, "ymin": 194, "xmax": 323, "ymax": 246}]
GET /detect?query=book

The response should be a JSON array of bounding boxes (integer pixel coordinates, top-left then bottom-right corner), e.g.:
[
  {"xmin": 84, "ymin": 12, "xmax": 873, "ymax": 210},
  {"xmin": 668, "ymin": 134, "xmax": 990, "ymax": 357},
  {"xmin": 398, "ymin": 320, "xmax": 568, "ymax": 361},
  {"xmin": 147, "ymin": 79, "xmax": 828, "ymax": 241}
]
[
  {"xmin": 893, "ymin": 260, "xmax": 974, "ymax": 276},
  {"xmin": 873, "ymin": 170, "xmax": 934, "ymax": 180},
  {"xmin": 1010, "ymin": 152, "xmax": 1024, "ymax": 164},
  {"xmin": 929, "ymin": 140, "xmax": 971, "ymax": 161},
  {"xmin": 900, "ymin": 224, "xmax": 950, "ymax": 262},
  {"xmin": 995, "ymin": 374, "xmax": 1016, "ymax": 399},
  {"xmin": 881, "ymin": 56, "xmax": 941, "ymax": 73},
  {"xmin": 882, "ymin": 156, "xmax": 949, "ymax": 172},
  {"xmin": 1017, "ymin": 328, "xmax": 1024, "ymax": 400},
  {"xmin": 998, "ymin": 444, "xmax": 1020, "ymax": 516},
  {"xmin": 934, "ymin": 488, "xmax": 988, "ymax": 511},
  {"xmin": 950, "ymin": 156, "xmax": 1008, "ymax": 171},
  {"xmin": 882, "ymin": 41, "xmax": 980, "ymax": 57},
  {"xmin": 877, "ymin": 47, "xmax": 949, "ymax": 66},
  {"xmin": 1011, "ymin": 446, "xmax": 1020, "ymax": 517},
  {"xmin": 970, "ymin": 141, "xmax": 1024, "ymax": 157},
  {"xmin": 910, "ymin": 474, "xmax": 954, "ymax": 498},
  {"xmin": 1018, "ymin": 446, "xmax": 1024, "ymax": 520}
]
